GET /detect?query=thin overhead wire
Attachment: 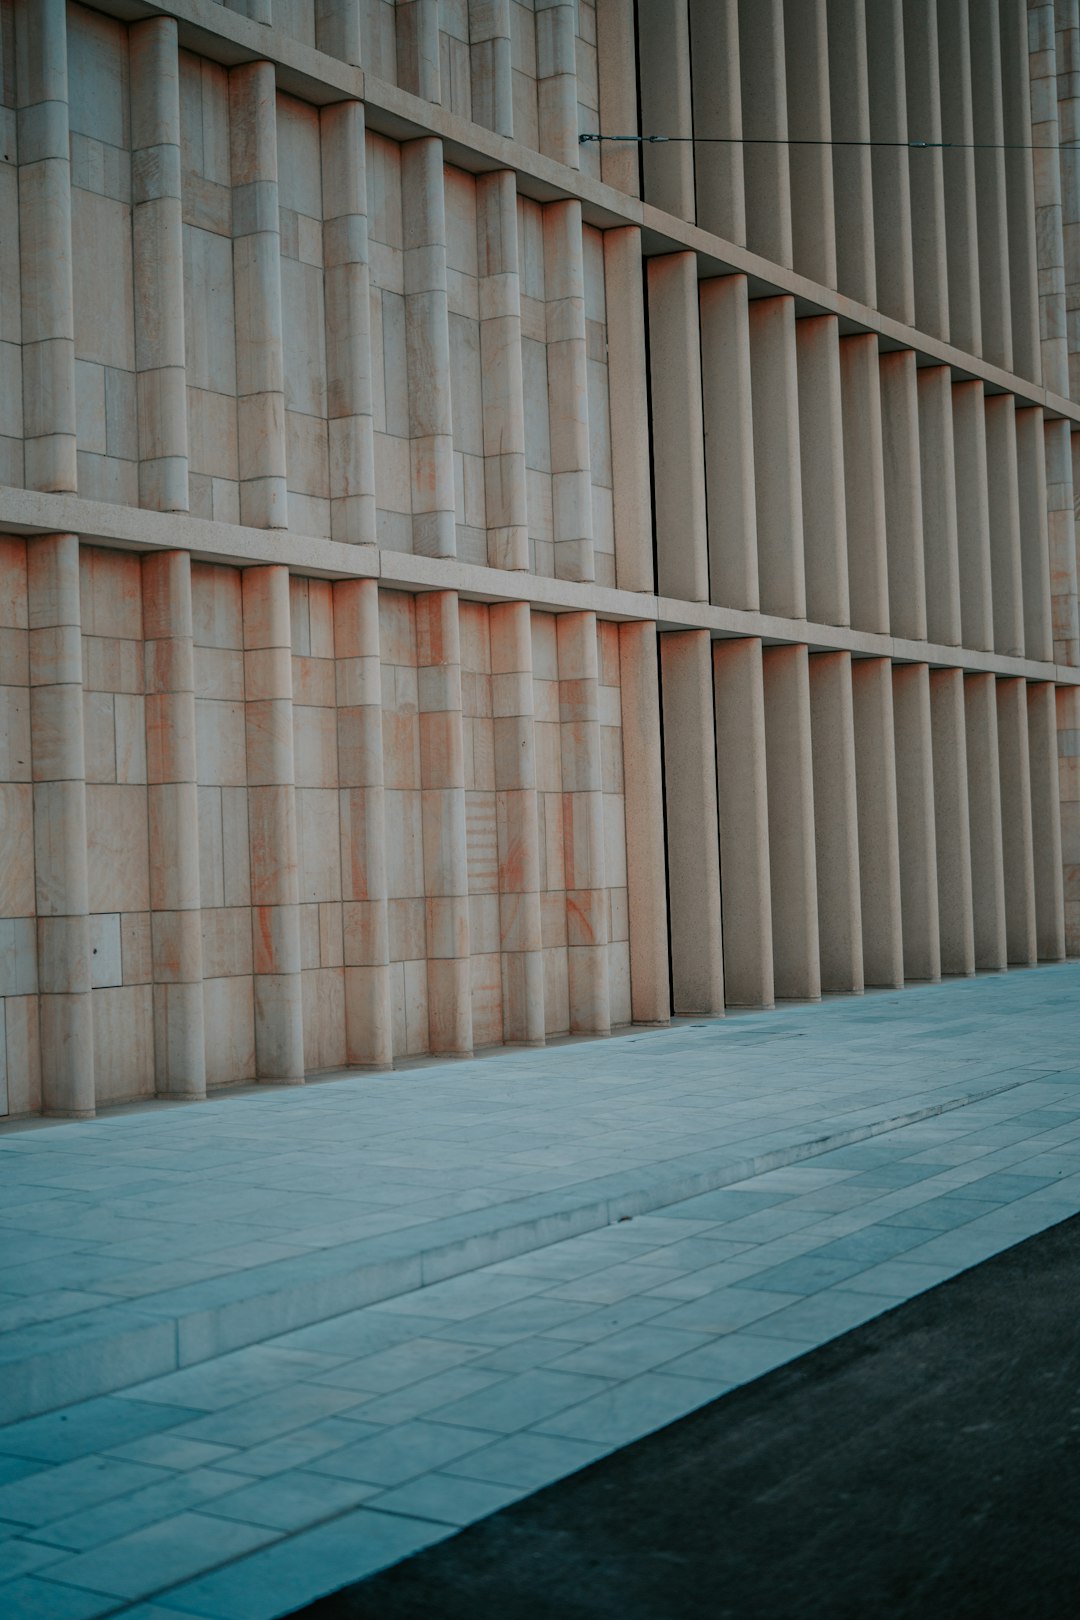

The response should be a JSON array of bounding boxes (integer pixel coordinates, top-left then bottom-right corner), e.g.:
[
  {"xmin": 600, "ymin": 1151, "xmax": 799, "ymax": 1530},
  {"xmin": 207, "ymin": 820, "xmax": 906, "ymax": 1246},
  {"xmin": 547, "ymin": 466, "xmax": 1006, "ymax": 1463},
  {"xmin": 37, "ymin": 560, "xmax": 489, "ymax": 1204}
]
[{"xmin": 579, "ymin": 133, "xmax": 1080, "ymax": 151}]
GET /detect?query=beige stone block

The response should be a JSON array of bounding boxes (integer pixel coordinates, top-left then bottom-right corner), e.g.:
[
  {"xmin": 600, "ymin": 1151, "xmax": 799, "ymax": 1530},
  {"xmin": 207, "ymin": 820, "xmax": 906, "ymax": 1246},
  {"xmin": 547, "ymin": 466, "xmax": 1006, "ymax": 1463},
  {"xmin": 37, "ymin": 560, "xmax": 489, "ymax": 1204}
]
[
  {"xmin": 30, "ymin": 684, "xmax": 85, "ymax": 782},
  {"xmin": 0, "ymin": 918, "xmax": 38, "ymax": 998},
  {"xmin": 4, "ymin": 996, "xmax": 43, "ymax": 1117},
  {"xmin": 0, "ymin": 685, "xmax": 31, "ymax": 782},
  {"xmin": 86, "ymin": 784, "xmax": 151, "ymax": 913},
  {"xmin": 203, "ymin": 975, "xmax": 257, "ymax": 1086},
  {"xmin": 32, "ymin": 780, "xmax": 88, "ymax": 918},
  {"xmin": 39, "ymin": 991, "xmax": 95, "ymax": 1117},
  {"xmin": 248, "ymin": 784, "xmax": 300, "ymax": 907},
  {"xmin": 121, "ymin": 911, "xmax": 154, "ymax": 984},
  {"xmin": 344, "ymin": 964, "xmax": 392, "ymax": 1066},
  {"xmin": 150, "ymin": 908, "xmax": 202, "ymax": 983},
  {"xmin": 148, "ymin": 783, "xmax": 200, "ymax": 910}
]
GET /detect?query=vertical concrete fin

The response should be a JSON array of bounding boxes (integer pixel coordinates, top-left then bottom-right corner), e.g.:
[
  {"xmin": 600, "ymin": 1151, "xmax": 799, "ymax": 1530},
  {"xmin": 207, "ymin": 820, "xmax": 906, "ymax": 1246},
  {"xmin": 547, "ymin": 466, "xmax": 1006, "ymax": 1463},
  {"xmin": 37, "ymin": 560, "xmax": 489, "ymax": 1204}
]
[
  {"xmin": 810, "ymin": 651, "xmax": 864, "ymax": 994},
  {"xmin": 1016, "ymin": 406, "xmax": 1054, "ymax": 663},
  {"xmin": 783, "ymin": 0, "xmax": 836, "ymax": 289},
  {"xmin": 130, "ymin": 17, "xmax": 189, "ymax": 514},
  {"xmin": 1028, "ymin": 681, "xmax": 1066, "ymax": 962},
  {"xmin": 637, "ymin": 0, "xmax": 694, "ymax": 219},
  {"xmin": 984, "ymin": 394, "xmax": 1026, "ymax": 659},
  {"xmin": 826, "ymin": 0, "xmax": 875, "ymax": 307},
  {"xmin": 749, "ymin": 296, "xmax": 805, "ymax": 621},
  {"xmin": 852, "ymin": 656, "xmax": 903, "ymax": 989},
  {"xmin": 689, "ymin": 0, "xmax": 744, "ymax": 240},
  {"xmin": 938, "ymin": 0, "xmax": 983, "ymax": 356},
  {"xmin": 397, "ymin": 0, "xmax": 441, "ymax": 104},
  {"xmin": 763, "ymin": 644, "xmax": 820, "ymax": 1002},
  {"xmin": 321, "ymin": 99, "xmax": 377, "ymax": 548},
  {"xmin": 701, "ymin": 276, "xmax": 759, "ymax": 613},
  {"xmin": 417, "ymin": 589, "xmax": 472, "ymax": 1054},
  {"xmin": 604, "ymin": 228, "xmax": 653, "ymax": 594},
  {"xmin": 930, "ymin": 668, "xmax": 976, "ymax": 977},
  {"xmin": 316, "ymin": 0, "xmax": 363, "ymax": 66},
  {"xmin": 402, "ymin": 137, "xmax": 456, "ymax": 559},
  {"xmin": 918, "ymin": 366, "xmax": 963, "ymax": 649},
  {"xmin": 893, "ymin": 663, "xmax": 941, "ymax": 983},
  {"xmin": 490, "ymin": 600, "xmax": 544, "ymax": 1044},
  {"xmin": 660, "ymin": 629, "xmax": 724, "ymax": 1016},
  {"xmin": 477, "ymin": 170, "xmax": 528, "ymax": 572},
  {"xmin": 738, "ymin": 0, "xmax": 792, "ymax": 268},
  {"xmin": 16, "ymin": 0, "xmax": 76, "ymax": 493},
  {"xmin": 230, "ymin": 62, "xmax": 288, "ymax": 530},
  {"xmin": 796, "ymin": 314, "xmax": 848, "ymax": 628},
  {"xmin": 334, "ymin": 576, "xmax": 393, "ymax": 1066},
  {"xmin": 648, "ymin": 253, "xmax": 708, "ymax": 605},
  {"xmin": 1055, "ymin": 685, "xmax": 1080, "ymax": 957},
  {"xmin": 997, "ymin": 676, "xmax": 1038, "ymax": 966},
  {"xmin": 880, "ymin": 350, "xmax": 927, "ymax": 644},
  {"xmin": 557, "ymin": 611, "xmax": 610, "ymax": 1034},
  {"xmin": 544, "ymin": 201, "xmax": 594, "ymax": 584},
  {"xmin": 536, "ymin": 1, "xmax": 579, "ymax": 169},
  {"xmin": 965, "ymin": 672, "xmax": 1008, "ymax": 972},
  {"xmin": 1028, "ymin": 0, "xmax": 1069, "ymax": 393},
  {"xmin": 619, "ymin": 621, "xmax": 670, "ymax": 1025},
  {"xmin": 596, "ymin": 0, "xmax": 640, "ymax": 196},
  {"xmin": 865, "ymin": 0, "xmax": 915, "ymax": 326},
  {"xmin": 839, "ymin": 333, "xmax": 889, "ymax": 635},
  {"xmin": 969, "ymin": 0, "xmax": 1015, "ymax": 370},
  {"xmin": 469, "ymin": 0, "xmax": 513, "ymax": 139},
  {"xmin": 715, "ymin": 638, "xmax": 774, "ymax": 1009},
  {"xmin": 1000, "ymin": 0, "xmax": 1041, "ymax": 384},
  {"xmin": 952, "ymin": 380, "xmax": 995, "ymax": 654},
  {"xmin": 143, "ymin": 550, "xmax": 206, "ymax": 1097},
  {"xmin": 1047, "ymin": 422, "xmax": 1080, "ymax": 665},
  {"xmin": 242, "ymin": 565, "xmax": 305, "ymax": 1081},
  {"xmin": 903, "ymin": 0, "xmax": 950, "ymax": 341},
  {"xmin": 28, "ymin": 533, "xmax": 94, "ymax": 1116}
]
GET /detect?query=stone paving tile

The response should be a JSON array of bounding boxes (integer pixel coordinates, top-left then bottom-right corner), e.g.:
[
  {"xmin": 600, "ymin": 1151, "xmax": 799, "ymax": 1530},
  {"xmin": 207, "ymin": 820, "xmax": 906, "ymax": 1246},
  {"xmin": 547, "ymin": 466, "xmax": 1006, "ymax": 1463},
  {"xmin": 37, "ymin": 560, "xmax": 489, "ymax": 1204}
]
[
  {"xmin": 305, "ymin": 1421, "xmax": 500, "ymax": 1487},
  {"xmin": 363, "ymin": 1473, "xmax": 526, "ymax": 1527},
  {"xmin": 35, "ymin": 1510, "xmax": 281, "ymax": 1600}
]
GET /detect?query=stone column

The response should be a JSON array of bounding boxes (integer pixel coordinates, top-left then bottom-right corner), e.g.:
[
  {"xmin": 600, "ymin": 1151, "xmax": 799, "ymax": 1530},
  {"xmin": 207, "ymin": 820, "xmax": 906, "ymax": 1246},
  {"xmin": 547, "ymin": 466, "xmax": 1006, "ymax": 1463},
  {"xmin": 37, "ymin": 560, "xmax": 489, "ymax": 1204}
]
[
  {"xmin": 243, "ymin": 566, "xmax": 304, "ymax": 1081},
  {"xmin": 689, "ymin": 0, "xmax": 743, "ymax": 241},
  {"xmin": 638, "ymin": 0, "xmax": 694, "ymax": 219},
  {"xmin": 826, "ymin": 0, "xmax": 875, "ymax": 306},
  {"xmin": 230, "ymin": 62, "xmax": 287, "ymax": 529},
  {"xmin": 1028, "ymin": 0, "xmax": 1069, "ymax": 393},
  {"xmin": 952, "ymin": 381, "xmax": 995, "ymax": 654},
  {"xmin": 619, "ymin": 621, "xmax": 669, "ymax": 1025},
  {"xmin": 478, "ymin": 171, "xmax": 528, "ymax": 572},
  {"xmin": 660, "ymin": 630, "xmax": 724, "ymax": 1015},
  {"xmin": 1058, "ymin": 685, "xmax": 1080, "ymax": 955},
  {"xmin": 930, "ymin": 668, "xmax": 975, "ymax": 976},
  {"xmin": 536, "ymin": 0, "xmax": 579, "ymax": 169},
  {"xmin": 893, "ymin": 663, "xmax": 940, "ymax": 983},
  {"xmin": 16, "ymin": 0, "xmax": 76, "ymax": 493},
  {"xmin": 28, "ymin": 534, "xmax": 93, "ymax": 1116},
  {"xmin": 130, "ymin": 18, "xmax": 188, "ymax": 514},
  {"xmin": 143, "ymin": 551, "xmax": 205, "ymax": 1098},
  {"xmin": 996, "ymin": 677, "xmax": 1037, "ymax": 967},
  {"xmin": 839, "ymin": 334, "xmax": 889, "ymax": 636},
  {"xmin": 403, "ymin": 138, "xmax": 455, "ymax": 558},
  {"xmin": 865, "ymin": 0, "xmax": 915, "ymax": 326},
  {"xmin": 880, "ymin": 350, "xmax": 927, "ymax": 644},
  {"xmin": 937, "ymin": 0, "xmax": 982, "ymax": 356},
  {"xmin": 545, "ymin": 201, "xmax": 593, "ymax": 583},
  {"xmin": 316, "ymin": 1, "xmax": 363, "ymax": 65},
  {"xmin": 557, "ymin": 611, "xmax": 610, "ymax": 1034},
  {"xmin": 852, "ymin": 656, "xmax": 903, "ymax": 989},
  {"xmin": 417, "ymin": 591, "xmax": 472, "ymax": 1054},
  {"xmin": 903, "ymin": 0, "xmax": 949, "ymax": 340},
  {"xmin": 749, "ymin": 297, "xmax": 805, "ymax": 620},
  {"xmin": 1000, "ymin": 0, "xmax": 1041, "ymax": 384},
  {"xmin": 918, "ymin": 366, "xmax": 962, "ymax": 648},
  {"xmin": 714, "ymin": 638, "xmax": 773, "ymax": 1009},
  {"xmin": 648, "ymin": 253, "xmax": 707, "ymax": 605},
  {"xmin": 701, "ymin": 276, "xmax": 758, "ymax": 612},
  {"xmin": 738, "ymin": 0, "xmax": 792, "ymax": 268},
  {"xmin": 1057, "ymin": 0, "xmax": 1080, "ymax": 396},
  {"xmin": 490, "ymin": 601, "xmax": 544, "ymax": 1044},
  {"xmin": 596, "ymin": 0, "xmax": 640, "ymax": 197},
  {"xmin": 796, "ymin": 315, "xmax": 848, "ymax": 628},
  {"xmin": 604, "ymin": 228, "xmax": 652, "ymax": 594},
  {"xmin": 763, "ymin": 644, "xmax": 820, "ymax": 1002},
  {"xmin": 321, "ymin": 100, "xmax": 376, "ymax": 548},
  {"xmin": 397, "ymin": 0, "xmax": 440, "ymax": 103},
  {"xmin": 335, "ymin": 578, "xmax": 392, "ymax": 1067},
  {"xmin": 809, "ymin": 651, "xmax": 863, "ymax": 994},
  {"xmin": 1027, "ymin": 681, "xmax": 1066, "ymax": 961},
  {"xmin": 984, "ymin": 394, "xmax": 1026, "ymax": 660},
  {"xmin": 1047, "ymin": 421, "xmax": 1080, "ymax": 666},
  {"xmin": 1016, "ymin": 407, "xmax": 1054, "ymax": 664},
  {"xmin": 964, "ymin": 672, "xmax": 1007, "ymax": 972},
  {"xmin": 783, "ymin": 0, "xmax": 836, "ymax": 288},
  {"xmin": 469, "ymin": 0, "xmax": 513, "ymax": 137},
  {"xmin": 968, "ymin": 0, "xmax": 1014, "ymax": 371}
]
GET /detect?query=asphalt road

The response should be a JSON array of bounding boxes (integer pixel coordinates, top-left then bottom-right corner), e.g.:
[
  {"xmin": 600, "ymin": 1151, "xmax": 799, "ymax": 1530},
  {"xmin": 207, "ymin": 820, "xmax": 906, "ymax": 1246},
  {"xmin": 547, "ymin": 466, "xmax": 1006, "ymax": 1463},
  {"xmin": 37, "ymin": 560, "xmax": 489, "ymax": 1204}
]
[{"xmin": 292, "ymin": 1213, "xmax": 1080, "ymax": 1620}]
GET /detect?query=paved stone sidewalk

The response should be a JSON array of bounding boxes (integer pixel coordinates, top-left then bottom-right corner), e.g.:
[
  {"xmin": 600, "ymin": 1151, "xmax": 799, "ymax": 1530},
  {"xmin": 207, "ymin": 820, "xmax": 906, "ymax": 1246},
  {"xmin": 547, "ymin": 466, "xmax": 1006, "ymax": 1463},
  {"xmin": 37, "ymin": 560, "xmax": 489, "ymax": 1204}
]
[
  {"xmin": 1, "ymin": 967, "xmax": 1080, "ymax": 1616},
  {"xmin": 2, "ymin": 967, "xmax": 1075, "ymax": 1425}
]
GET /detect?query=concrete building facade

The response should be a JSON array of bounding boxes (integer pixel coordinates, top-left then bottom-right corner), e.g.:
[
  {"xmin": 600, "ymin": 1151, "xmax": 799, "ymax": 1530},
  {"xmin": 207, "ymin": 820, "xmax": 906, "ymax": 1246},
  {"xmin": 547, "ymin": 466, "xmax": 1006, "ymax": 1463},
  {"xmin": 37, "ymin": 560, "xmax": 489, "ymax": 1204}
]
[{"xmin": 0, "ymin": 0, "xmax": 1078, "ymax": 1118}]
